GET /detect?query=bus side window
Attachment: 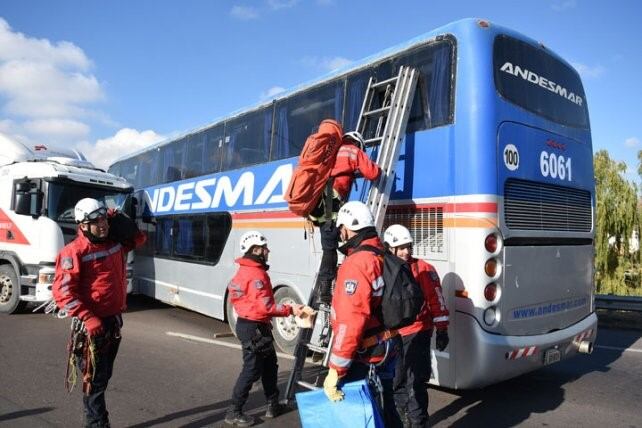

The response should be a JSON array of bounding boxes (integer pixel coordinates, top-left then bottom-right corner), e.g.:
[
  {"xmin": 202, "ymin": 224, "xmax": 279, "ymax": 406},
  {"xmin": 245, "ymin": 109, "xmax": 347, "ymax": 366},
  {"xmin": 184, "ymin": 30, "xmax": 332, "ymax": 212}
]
[
  {"xmin": 345, "ymin": 61, "xmax": 393, "ymax": 133},
  {"xmin": 205, "ymin": 213, "xmax": 232, "ymax": 265},
  {"xmin": 204, "ymin": 125, "xmax": 224, "ymax": 175},
  {"xmin": 183, "ymin": 132, "xmax": 207, "ymax": 178},
  {"xmin": 160, "ymin": 140, "xmax": 186, "ymax": 183},
  {"xmin": 272, "ymin": 79, "xmax": 344, "ymax": 161},
  {"xmin": 174, "ymin": 216, "xmax": 205, "ymax": 260},
  {"xmin": 393, "ymin": 40, "xmax": 454, "ymax": 132},
  {"xmin": 222, "ymin": 108, "xmax": 271, "ymax": 171}
]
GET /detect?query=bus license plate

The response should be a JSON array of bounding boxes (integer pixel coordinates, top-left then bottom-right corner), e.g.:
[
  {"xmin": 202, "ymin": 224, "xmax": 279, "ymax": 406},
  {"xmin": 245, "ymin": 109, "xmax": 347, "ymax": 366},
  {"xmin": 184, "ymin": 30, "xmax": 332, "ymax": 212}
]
[{"xmin": 544, "ymin": 348, "xmax": 561, "ymax": 365}]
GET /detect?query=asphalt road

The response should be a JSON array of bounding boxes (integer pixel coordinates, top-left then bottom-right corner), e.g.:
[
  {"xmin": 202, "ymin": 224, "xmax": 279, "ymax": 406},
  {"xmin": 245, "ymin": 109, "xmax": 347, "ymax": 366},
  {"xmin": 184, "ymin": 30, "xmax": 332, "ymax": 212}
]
[{"xmin": 1, "ymin": 297, "xmax": 641, "ymax": 428}]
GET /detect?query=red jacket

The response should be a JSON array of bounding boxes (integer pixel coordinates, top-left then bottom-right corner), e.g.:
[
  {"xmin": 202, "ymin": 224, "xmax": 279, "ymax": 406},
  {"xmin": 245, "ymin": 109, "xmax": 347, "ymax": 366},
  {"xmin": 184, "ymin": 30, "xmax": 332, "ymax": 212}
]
[
  {"xmin": 228, "ymin": 257, "xmax": 292, "ymax": 324},
  {"xmin": 331, "ymin": 143, "xmax": 381, "ymax": 200},
  {"xmin": 329, "ymin": 236, "xmax": 385, "ymax": 376},
  {"xmin": 52, "ymin": 227, "xmax": 146, "ymax": 320},
  {"xmin": 398, "ymin": 258, "xmax": 449, "ymax": 336}
]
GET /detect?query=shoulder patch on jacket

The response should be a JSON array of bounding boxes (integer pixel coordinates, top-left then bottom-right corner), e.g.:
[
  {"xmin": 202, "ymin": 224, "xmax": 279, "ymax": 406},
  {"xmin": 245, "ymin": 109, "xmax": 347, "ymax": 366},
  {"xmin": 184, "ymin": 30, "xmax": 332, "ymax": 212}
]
[
  {"xmin": 429, "ymin": 271, "xmax": 440, "ymax": 282},
  {"xmin": 61, "ymin": 257, "xmax": 73, "ymax": 270},
  {"xmin": 344, "ymin": 279, "xmax": 358, "ymax": 295},
  {"xmin": 254, "ymin": 280, "xmax": 264, "ymax": 289}
]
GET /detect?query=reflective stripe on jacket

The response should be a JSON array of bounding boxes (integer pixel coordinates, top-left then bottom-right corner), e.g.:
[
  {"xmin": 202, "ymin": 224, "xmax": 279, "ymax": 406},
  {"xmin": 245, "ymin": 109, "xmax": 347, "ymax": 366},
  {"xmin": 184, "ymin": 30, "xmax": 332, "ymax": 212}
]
[
  {"xmin": 329, "ymin": 236, "xmax": 385, "ymax": 376},
  {"xmin": 228, "ymin": 257, "xmax": 292, "ymax": 323},
  {"xmin": 330, "ymin": 143, "xmax": 380, "ymax": 200},
  {"xmin": 398, "ymin": 258, "xmax": 450, "ymax": 336},
  {"xmin": 52, "ymin": 227, "xmax": 146, "ymax": 320}
]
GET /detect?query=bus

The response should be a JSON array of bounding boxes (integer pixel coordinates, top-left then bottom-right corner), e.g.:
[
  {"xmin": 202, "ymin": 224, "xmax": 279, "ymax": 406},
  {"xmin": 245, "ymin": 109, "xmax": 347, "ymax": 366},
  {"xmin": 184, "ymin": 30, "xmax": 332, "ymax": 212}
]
[{"xmin": 109, "ymin": 18, "xmax": 596, "ymax": 389}]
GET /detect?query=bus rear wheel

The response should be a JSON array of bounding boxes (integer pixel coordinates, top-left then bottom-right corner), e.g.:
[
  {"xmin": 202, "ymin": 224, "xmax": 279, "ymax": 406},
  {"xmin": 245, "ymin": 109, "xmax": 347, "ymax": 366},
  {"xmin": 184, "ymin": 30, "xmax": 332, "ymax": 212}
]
[
  {"xmin": 272, "ymin": 286, "xmax": 302, "ymax": 355},
  {"xmin": 0, "ymin": 265, "xmax": 26, "ymax": 314}
]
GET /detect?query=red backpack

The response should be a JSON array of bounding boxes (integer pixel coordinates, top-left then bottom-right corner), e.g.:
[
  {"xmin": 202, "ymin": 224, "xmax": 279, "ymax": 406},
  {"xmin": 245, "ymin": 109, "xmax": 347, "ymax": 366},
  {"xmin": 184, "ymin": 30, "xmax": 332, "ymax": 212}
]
[{"xmin": 284, "ymin": 119, "xmax": 343, "ymax": 217}]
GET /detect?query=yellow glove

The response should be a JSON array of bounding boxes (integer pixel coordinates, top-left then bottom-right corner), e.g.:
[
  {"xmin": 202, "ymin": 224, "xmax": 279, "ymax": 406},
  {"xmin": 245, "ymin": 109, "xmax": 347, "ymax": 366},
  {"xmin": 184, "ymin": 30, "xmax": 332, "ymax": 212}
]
[{"xmin": 323, "ymin": 368, "xmax": 345, "ymax": 402}]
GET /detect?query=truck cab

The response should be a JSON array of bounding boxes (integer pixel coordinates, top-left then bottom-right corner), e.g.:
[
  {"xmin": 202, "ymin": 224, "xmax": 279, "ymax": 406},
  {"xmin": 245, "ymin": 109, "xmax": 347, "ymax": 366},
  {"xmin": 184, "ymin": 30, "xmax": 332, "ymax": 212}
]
[{"xmin": 0, "ymin": 138, "xmax": 134, "ymax": 314}]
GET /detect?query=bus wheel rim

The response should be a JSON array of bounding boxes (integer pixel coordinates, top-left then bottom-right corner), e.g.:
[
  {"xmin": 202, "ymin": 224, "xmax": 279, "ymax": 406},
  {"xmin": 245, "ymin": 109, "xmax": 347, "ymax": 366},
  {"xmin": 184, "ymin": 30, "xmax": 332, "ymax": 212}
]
[{"xmin": 275, "ymin": 297, "xmax": 299, "ymax": 341}]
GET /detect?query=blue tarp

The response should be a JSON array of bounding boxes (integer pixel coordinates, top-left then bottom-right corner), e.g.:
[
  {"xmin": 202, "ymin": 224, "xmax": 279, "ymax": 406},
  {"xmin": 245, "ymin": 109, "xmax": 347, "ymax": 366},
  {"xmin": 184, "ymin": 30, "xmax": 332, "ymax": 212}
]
[{"xmin": 296, "ymin": 380, "xmax": 384, "ymax": 428}]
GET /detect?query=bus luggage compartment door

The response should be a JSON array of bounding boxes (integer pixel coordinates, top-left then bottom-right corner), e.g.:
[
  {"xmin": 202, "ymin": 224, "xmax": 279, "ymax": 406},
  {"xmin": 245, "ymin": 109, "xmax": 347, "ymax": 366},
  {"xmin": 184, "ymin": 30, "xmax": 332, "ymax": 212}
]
[{"xmin": 499, "ymin": 244, "xmax": 593, "ymax": 336}]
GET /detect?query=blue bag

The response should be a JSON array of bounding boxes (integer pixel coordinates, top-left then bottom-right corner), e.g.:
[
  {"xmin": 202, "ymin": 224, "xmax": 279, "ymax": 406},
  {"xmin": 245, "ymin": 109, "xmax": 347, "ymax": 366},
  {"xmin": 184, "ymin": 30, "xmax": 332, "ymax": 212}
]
[{"xmin": 295, "ymin": 380, "xmax": 384, "ymax": 428}]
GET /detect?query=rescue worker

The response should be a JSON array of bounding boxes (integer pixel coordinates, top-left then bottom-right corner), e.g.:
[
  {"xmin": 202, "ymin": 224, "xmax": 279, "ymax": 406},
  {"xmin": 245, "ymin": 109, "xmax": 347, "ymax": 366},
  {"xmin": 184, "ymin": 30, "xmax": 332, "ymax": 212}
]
[
  {"xmin": 310, "ymin": 130, "xmax": 381, "ymax": 305},
  {"xmin": 225, "ymin": 230, "xmax": 306, "ymax": 427},
  {"xmin": 52, "ymin": 198, "xmax": 146, "ymax": 428},
  {"xmin": 384, "ymin": 224, "xmax": 449, "ymax": 428},
  {"xmin": 322, "ymin": 201, "xmax": 402, "ymax": 427}
]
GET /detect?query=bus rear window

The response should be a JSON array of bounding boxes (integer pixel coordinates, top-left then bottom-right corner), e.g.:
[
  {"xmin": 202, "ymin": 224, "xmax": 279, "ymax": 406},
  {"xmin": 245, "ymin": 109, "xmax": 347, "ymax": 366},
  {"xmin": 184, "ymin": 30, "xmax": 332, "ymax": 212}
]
[{"xmin": 494, "ymin": 35, "xmax": 589, "ymax": 129}]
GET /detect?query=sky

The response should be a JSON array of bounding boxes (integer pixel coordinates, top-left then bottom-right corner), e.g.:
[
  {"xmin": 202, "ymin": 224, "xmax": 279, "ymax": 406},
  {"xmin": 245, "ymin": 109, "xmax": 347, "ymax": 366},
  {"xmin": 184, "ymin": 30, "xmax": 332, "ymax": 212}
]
[{"xmin": 0, "ymin": 0, "xmax": 640, "ymax": 183}]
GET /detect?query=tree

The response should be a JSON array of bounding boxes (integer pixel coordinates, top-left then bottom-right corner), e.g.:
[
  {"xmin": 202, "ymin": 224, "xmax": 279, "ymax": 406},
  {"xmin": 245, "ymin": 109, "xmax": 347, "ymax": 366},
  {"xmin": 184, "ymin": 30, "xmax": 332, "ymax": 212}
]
[{"xmin": 594, "ymin": 151, "xmax": 640, "ymax": 295}]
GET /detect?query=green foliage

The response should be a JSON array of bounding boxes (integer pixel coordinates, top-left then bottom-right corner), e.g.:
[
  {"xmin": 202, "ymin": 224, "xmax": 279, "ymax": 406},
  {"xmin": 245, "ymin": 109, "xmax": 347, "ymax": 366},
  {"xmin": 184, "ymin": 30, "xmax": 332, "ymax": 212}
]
[{"xmin": 594, "ymin": 151, "xmax": 641, "ymax": 295}]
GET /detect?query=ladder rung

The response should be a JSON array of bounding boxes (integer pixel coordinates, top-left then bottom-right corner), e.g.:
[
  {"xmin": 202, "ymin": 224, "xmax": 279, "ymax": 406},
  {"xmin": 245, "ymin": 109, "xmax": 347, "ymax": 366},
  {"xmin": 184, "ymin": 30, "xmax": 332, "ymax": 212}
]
[
  {"xmin": 371, "ymin": 76, "xmax": 398, "ymax": 90},
  {"xmin": 364, "ymin": 136, "xmax": 383, "ymax": 145},
  {"xmin": 297, "ymin": 380, "xmax": 321, "ymax": 391},
  {"xmin": 363, "ymin": 105, "xmax": 391, "ymax": 117},
  {"xmin": 306, "ymin": 343, "xmax": 329, "ymax": 354}
]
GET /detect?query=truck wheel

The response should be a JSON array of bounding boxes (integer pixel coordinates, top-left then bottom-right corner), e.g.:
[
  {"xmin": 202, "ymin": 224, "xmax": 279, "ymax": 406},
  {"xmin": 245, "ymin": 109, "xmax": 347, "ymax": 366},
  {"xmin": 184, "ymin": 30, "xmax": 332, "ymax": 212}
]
[
  {"xmin": 272, "ymin": 286, "xmax": 303, "ymax": 355},
  {"xmin": 225, "ymin": 294, "xmax": 238, "ymax": 338},
  {"xmin": 0, "ymin": 265, "xmax": 26, "ymax": 314}
]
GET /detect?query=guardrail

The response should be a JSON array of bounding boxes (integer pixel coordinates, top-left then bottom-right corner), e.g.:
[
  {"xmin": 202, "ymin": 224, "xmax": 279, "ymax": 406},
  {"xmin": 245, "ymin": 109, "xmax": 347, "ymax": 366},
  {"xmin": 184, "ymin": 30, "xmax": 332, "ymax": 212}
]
[{"xmin": 595, "ymin": 294, "xmax": 642, "ymax": 312}]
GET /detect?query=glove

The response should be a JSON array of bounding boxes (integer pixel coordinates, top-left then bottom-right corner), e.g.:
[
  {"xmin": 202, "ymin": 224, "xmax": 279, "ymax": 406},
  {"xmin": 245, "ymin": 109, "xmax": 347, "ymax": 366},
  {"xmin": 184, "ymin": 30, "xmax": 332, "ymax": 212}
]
[
  {"xmin": 83, "ymin": 316, "xmax": 104, "ymax": 337},
  {"xmin": 107, "ymin": 211, "xmax": 139, "ymax": 244},
  {"xmin": 436, "ymin": 329, "xmax": 449, "ymax": 351},
  {"xmin": 323, "ymin": 368, "xmax": 345, "ymax": 402}
]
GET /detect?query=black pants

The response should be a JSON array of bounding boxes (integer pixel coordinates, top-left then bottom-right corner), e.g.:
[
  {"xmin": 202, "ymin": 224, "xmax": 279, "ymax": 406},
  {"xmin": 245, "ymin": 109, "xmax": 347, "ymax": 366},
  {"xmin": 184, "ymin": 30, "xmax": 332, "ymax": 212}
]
[
  {"xmin": 393, "ymin": 330, "xmax": 432, "ymax": 427},
  {"xmin": 317, "ymin": 221, "xmax": 339, "ymax": 283},
  {"xmin": 230, "ymin": 318, "xmax": 280, "ymax": 411},
  {"xmin": 344, "ymin": 337, "xmax": 404, "ymax": 428},
  {"xmin": 76, "ymin": 315, "xmax": 122, "ymax": 428}
]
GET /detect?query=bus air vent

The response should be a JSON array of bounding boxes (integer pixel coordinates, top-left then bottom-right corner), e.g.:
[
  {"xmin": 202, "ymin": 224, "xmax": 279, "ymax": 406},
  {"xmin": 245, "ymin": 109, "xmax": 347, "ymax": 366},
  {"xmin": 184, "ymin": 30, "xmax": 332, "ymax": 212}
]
[{"xmin": 504, "ymin": 179, "xmax": 592, "ymax": 232}]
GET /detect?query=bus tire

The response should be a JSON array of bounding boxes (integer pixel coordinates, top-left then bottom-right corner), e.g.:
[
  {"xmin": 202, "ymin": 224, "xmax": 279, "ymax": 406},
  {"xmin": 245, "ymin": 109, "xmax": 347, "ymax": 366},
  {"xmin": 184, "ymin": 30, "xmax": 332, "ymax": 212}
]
[
  {"xmin": 271, "ymin": 286, "xmax": 303, "ymax": 355},
  {"xmin": 225, "ymin": 294, "xmax": 238, "ymax": 338},
  {"xmin": 0, "ymin": 264, "xmax": 26, "ymax": 314}
]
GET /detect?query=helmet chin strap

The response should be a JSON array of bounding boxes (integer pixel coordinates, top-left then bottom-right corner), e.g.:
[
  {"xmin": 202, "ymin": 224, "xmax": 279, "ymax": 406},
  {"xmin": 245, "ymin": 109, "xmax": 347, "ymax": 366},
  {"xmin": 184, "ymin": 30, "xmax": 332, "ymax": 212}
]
[{"xmin": 81, "ymin": 227, "xmax": 107, "ymax": 244}]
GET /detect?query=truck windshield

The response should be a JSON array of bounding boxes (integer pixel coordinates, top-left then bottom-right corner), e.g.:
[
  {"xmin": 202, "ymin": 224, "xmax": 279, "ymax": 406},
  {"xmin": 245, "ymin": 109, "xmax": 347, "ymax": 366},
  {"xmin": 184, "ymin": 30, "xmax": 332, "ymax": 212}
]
[{"xmin": 47, "ymin": 182, "xmax": 130, "ymax": 223}]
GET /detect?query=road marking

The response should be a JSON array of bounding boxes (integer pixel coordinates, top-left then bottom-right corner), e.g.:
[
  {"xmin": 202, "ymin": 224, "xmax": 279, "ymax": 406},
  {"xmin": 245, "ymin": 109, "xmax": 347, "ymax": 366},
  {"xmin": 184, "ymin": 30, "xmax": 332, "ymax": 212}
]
[
  {"xmin": 166, "ymin": 331, "xmax": 298, "ymax": 360},
  {"xmin": 595, "ymin": 345, "xmax": 642, "ymax": 354}
]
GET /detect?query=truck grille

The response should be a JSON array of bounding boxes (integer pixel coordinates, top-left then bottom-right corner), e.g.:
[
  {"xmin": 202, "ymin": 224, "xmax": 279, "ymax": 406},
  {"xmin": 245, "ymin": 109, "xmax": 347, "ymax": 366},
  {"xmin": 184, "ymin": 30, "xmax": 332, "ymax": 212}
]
[{"xmin": 504, "ymin": 179, "xmax": 592, "ymax": 232}]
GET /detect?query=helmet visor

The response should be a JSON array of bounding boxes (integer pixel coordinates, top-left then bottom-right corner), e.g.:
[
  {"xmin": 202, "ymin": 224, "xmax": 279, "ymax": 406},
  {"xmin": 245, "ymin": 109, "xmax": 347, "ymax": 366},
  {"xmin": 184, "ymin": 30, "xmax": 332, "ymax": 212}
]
[{"xmin": 83, "ymin": 207, "xmax": 107, "ymax": 223}]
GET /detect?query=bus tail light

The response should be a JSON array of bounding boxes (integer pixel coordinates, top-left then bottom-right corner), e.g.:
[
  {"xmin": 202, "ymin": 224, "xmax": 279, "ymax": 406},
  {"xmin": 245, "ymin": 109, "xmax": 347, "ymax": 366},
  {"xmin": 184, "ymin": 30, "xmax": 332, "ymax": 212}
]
[
  {"xmin": 485, "ymin": 234, "xmax": 498, "ymax": 253},
  {"xmin": 484, "ymin": 283, "xmax": 497, "ymax": 301},
  {"xmin": 484, "ymin": 258, "xmax": 497, "ymax": 277},
  {"xmin": 483, "ymin": 307, "xmax": 498, "ymax": 325}
]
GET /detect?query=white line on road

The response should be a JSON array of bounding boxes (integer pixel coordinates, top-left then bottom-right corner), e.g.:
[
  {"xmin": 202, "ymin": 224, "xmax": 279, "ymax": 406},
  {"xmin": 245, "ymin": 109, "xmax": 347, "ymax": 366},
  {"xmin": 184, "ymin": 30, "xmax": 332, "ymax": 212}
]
[
  {"xmin": 166, "ymin": 331, "xmax": 297, "ymax": 360},
  {"xmin": 595, "ymin": 345, "xmax": 642, "ymax": 354}
]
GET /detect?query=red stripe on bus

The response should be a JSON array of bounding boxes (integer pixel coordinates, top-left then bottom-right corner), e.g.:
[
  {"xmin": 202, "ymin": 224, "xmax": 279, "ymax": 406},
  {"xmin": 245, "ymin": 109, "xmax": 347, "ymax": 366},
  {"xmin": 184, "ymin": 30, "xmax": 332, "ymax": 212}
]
[{"xmin": 389, "ymin": 202, "xmax": 498, "ymax": 213}]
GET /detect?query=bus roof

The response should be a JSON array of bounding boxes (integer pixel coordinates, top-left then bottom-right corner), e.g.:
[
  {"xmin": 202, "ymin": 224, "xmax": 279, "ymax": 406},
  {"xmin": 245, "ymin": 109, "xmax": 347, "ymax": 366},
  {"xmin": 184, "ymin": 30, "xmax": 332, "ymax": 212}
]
[{"xmin": 112, "ymin": 17, "xmax": 573, "ymax": 166}]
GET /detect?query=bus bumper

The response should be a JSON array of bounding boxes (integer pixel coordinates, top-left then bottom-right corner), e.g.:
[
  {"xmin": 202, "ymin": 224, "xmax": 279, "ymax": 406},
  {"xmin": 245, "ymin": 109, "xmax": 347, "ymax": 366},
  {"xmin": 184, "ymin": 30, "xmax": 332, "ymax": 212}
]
[{"xmin": 452, "ymin": 311, "xmax": 597, "ymax": 389}]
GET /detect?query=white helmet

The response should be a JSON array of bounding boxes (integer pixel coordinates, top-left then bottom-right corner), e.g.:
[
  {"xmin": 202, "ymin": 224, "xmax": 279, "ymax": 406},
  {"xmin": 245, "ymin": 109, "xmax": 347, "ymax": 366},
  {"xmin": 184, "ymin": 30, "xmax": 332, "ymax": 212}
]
[
  {"xmin": 343, "ymin": 131, "xmax": 365, "ymax": 151},
  {"xmin": 239, "ymin": 230, "xmax": 267, "ymax": 254},
  {"xmin": 384, "ymin": 224, "xmax": 413, "ymax": 247},
  {"xmin": 74, "ymin": 198, "xmax": 106, "ymax": 223},
  {"xmin": 336, "ymin": 201, "xmax": 374, "ymax": 231}
]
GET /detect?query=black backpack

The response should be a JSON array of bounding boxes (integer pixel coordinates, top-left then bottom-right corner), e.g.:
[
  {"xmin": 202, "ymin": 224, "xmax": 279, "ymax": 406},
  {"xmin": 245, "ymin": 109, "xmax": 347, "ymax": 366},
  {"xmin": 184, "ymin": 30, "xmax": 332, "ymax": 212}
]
[{"xmin": 353, "ymin": 245, "xmax": 425, "ymax": 330}]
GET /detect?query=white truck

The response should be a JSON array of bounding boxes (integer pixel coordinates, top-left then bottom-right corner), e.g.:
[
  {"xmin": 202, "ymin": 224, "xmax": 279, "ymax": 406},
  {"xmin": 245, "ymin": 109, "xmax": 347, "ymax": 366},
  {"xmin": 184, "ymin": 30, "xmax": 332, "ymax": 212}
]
[{"xmin": 0, "ymin": 137, "xmax": 134, "ymax": 314}]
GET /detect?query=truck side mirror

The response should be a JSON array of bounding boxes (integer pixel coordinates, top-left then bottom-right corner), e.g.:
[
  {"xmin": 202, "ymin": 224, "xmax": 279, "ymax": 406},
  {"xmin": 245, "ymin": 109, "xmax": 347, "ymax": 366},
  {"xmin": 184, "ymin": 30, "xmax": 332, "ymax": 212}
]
[{"xmin": 13, "ymin": 179, "xmax": 43, "ymax": 218}]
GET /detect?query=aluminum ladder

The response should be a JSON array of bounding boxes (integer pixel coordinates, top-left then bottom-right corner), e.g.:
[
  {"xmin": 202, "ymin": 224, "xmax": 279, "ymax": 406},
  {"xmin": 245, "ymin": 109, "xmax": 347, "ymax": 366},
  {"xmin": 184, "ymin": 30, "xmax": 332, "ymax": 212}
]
[{"xmin": 284, "ymin": 66, "xmax": 419, "ymax": 404}]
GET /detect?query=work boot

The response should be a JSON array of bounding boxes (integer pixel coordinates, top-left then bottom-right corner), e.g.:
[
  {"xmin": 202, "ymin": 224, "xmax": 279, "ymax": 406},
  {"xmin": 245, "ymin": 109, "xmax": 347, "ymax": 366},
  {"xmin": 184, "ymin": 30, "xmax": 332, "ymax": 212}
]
[
  {"xmin": 315, "ymin": 280, "xmax": 333, "ymax": 306},
  {"xmin": 224, "ymin": 409, "xmax": 255, "ymax": 427},
  {"xmin": 265, "ymin": 401, "xmax": 288, "ymax": 418}
]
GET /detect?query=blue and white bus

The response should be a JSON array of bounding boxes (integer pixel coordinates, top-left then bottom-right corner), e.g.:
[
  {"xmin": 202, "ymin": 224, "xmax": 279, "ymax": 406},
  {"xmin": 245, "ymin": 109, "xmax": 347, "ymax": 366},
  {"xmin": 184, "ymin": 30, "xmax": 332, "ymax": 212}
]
[{"xmin": 109, "ymin": 18, "xmax": 596, "ymax": 389}]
